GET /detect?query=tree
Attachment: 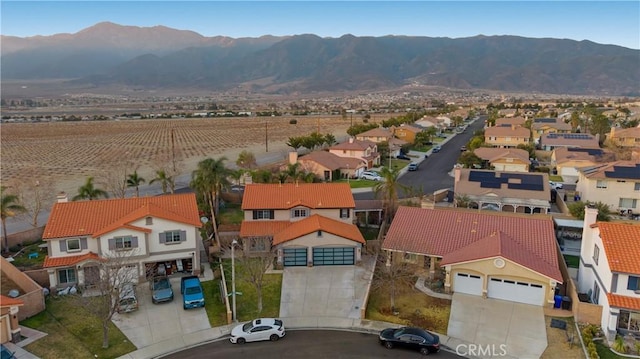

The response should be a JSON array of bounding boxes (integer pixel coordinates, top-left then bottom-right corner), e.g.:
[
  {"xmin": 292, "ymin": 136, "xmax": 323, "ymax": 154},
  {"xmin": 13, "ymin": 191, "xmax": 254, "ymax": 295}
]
[
  {"xmin": 73, "ymin": 250, "xmax": 140, "ymax": 349},
  {"xmin": 370, "ymin": 251, "xmax": 416, "ymax": 313},
  {"xmin": 98, "ymin": 148, "xmax": 137, "ymax": 199},
  {"xmin": 458, "ymin": 152, "xmax": 483, "ymax": 169},
  {"xmin": 126, "ymin": 170, "xmax": 146, "ymax": 197},
  {"xmin": 149, "ymin": 169, "xmax": 175, "ymax": 194},
  {"xmin": 568, "ymin": 201, "xmax": 612, "ymax": 221},
  {"xmin": 73, "ymin": 177, "xmax": 109, "ymax": 201},
  {"xmin": 190, "ymin": 157, "xmax": 231, "ymax": 247},
  {"xmin": 570, "ymin": 111, "xmax": 581, "ymax": 131},
  {"xmin": 467, "ymin": 137, "xmax": 485, "ymax": 151},
  {"xmin": 7, "ymin": 168, "xmax": 55, "ymax": 228},
  {"xmin": 589, "ymin": 113, "xmax": 611, "ymax": 143},
  {"xmin": 235, "ymin": 245, "xmax": 276, "ymax": 313},
  {"xmin": 454, "ymin": 194, "xmax": 472, "ymax": 208},
  {"xmin": 1, "ymin": 186, "xmax": 26, "ymax": 253},
  {"xmin": 236, "ymin": 150, "xmax": 257, "ymax": 169},
  {"xmin": 373, "ymin": 167, "xmax": 410, "ymax": 224},
  {"xmin": 286, "ymin": 137, "xmax": 304, "ymax": 152}
]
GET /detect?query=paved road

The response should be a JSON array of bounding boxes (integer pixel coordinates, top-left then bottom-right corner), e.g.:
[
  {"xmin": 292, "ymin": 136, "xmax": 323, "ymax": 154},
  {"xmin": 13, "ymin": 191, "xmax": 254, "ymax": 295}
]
[
  {"xmin": 354, "ymin": 117, "xmax": 486, "ymax": 201},
  {"xmin": 160, "ymin": 330, "xmax": 467, "ymax": 359}
]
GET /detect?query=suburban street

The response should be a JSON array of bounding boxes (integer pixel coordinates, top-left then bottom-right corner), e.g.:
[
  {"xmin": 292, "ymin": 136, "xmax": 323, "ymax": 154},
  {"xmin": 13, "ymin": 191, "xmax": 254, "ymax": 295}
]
[{"xmin": 161, "ymin": 330, "xmax": 466, "ymax": 359}]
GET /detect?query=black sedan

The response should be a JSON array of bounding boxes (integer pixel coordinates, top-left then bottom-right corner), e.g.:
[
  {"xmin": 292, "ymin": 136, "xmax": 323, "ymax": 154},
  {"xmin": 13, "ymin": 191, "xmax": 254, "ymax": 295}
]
[{"xmin": 379, "ymin": 327, "xmax": 440, "ymax": 355}]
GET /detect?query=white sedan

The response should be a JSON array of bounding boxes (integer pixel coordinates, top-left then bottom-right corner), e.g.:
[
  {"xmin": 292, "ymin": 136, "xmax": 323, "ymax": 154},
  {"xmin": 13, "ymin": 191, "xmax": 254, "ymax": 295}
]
[
  {"xmin": 229, "ymin": 318, "xmax": 286, "ymax": 344},
  {"xmin": 549, "ymin": 181, "xmax": 564, "ymax": 190}
]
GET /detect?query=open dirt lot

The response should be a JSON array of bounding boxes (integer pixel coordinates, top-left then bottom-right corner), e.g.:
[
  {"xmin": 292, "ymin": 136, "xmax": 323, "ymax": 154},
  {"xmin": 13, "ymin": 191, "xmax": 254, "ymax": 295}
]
[{"xmin": 1, "ymin": 115, "xmax": 387, "ymax": 195}]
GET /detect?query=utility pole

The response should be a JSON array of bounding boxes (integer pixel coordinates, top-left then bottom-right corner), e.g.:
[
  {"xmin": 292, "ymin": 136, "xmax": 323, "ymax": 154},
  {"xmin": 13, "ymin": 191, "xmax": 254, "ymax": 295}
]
[{"xmin": 265, "ymin": 119, "xmax": 269, "ymax": 153}]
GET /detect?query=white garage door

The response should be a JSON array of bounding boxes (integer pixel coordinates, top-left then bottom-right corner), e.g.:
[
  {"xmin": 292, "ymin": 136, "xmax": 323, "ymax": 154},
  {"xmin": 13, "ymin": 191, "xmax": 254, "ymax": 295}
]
[
  {"xmin": 488, "ymin": 278, "xmax": 545, "ymax": 306},
  {"xmin": 453, "ymin": 273, "xmax": 483, "ymax": 296}
]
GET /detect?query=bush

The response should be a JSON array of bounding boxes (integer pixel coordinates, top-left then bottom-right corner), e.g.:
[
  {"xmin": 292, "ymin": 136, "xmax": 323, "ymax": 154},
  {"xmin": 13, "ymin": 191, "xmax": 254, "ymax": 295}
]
[
  {"xmin": 535, "ymin": 166, "xmax": 550, "ymax": 173},
  {"xmin": 289, "ymin": 119, "xmax": 297, "ymax": 124},
  {"xmin": 612, "ymin": 335, "xmax": 627, "ymax": 353}
]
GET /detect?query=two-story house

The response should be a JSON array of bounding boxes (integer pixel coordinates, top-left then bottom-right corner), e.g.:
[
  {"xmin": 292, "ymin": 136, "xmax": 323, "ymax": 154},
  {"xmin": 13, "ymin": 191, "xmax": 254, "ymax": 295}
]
[
  {"xmin": 484, "ymin": 125, "xmax": 531, "ymax": 148},
  {"xmin": 328, "ymin": 138, "xmax": 380, "ymax": 168},
  {"xmin": 473, "ymin": 147, "xmax": 531, "ymax": 172},
  {"xmin": 289, "ymin": 151, "xmax": 366, "ymax": 181},
  {"xmin": 575, "ymin": 161, "xmax": 640, "ymax": 217},
  {"xmin": 607, "ymin": 126, "xmax": 640, "ymax": 148},
  {"xmin": 239, "ymin": 183, "xmax": 365, "ymax": 267},
  {"xmin": 539, "ymin": 133, "xmax": 600, "ymax": 151},
  {"xmin": 551, "ymin": 147, "xmax": 614, "ymax": 184},
  {"xmin": 355, "ymin": 127, "xmax": 393, "ymax": 143},
  {"xmin": 531, "ymin": 117, "xmax": 572, "ymax": 143},
  {"xmin": 578, "ymin": 207, "xmax": 640, "ymax": 340},
  {"xmin": 42, "ymin": 193, "xmax": 202, "ymax": 290},
  {"xmin": 393, "ymin": 124, "xmax": 423, "ymax": 144}
]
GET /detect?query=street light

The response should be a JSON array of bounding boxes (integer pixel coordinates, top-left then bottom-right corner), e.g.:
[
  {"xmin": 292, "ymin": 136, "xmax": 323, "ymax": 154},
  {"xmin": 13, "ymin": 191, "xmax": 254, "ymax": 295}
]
[{"xmin": 231, "ymin": 239, "xmax": 238, "ymax": 322}]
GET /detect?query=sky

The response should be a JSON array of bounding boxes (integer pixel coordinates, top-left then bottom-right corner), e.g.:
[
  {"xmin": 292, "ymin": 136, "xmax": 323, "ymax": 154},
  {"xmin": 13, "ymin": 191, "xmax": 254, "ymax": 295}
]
[{"xmin": 1, "ymin": 1, "xmax": 639, "ymax": 49}]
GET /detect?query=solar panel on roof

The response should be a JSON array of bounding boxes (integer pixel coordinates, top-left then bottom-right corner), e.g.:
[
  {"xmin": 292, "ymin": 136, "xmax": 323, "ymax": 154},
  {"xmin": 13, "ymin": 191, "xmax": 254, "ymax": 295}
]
[
  {"xmin": 605, "ymin": 164, "xmax": 640, "ymax": 180},
  {"xmin": 567, "ymin": 148, "xmax": 603, "ymax": 156},
  {"xmin": 535, "ymin": 118, "xmax": 556, "ymax": 123},
  {"xmin": 481, "ymin": 181, "xmax": 502, "ymax": 189}
]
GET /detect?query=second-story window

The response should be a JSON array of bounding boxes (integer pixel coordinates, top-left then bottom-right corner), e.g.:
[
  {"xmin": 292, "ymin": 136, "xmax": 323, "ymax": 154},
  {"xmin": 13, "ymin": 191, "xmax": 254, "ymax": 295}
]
[
  {"xmin": 291, "ymin": 208, "xmax": 308, "ymax": 219},
  {"xmin": 634, "ymin": 182, "xmax": 640, "ymax": 191},
  {"xmin": 67, "ymin": 238, "xmax": 81, "ymax": 252},
  {"xmin": 253, "ymin": 210, "xmax": 274, "ymax": 220},
  {"xmin": 165, "ymin": 230, "xmax": 182, "ymax": 243},
  {"xmin": 593, "ymin": 244, "xmax": 600, "ymax": 265},
  {"xmin": 596, "ymin": 180, "xmax": 608, "ymax": 189},
  {"xmin": 340, "ymin": 209, "xmax": 350, "ymax": 219},
  {"xmin": 115, "ymin": 236, "xmax": 133, "ymax": 250},
  {"xmin": 627, "ymin": 276, "xmax": 640, "ymax": 291}
]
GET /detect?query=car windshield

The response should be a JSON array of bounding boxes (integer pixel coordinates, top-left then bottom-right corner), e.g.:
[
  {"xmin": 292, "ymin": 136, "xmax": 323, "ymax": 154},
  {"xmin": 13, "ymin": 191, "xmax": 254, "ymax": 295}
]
[
  {"xmin": 242, "ymin": 322, "xmax": 254, "ymax": 332},
  {"xmin": 185, "ymin": 287, "xmax": 201, "ymax": 295},
  {"xmin": 393, "ymin": 328, "xmax": 407, "ymax": 338},
  {"xmin": 153, "ymin": 280, "xmax": 170, "ymax": 290}
]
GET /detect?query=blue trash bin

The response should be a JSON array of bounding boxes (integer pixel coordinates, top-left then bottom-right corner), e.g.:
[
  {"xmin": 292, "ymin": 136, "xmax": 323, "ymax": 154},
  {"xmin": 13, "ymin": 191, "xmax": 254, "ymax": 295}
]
[{"xmin": 554, "ymin": 295, "xmax": 563, "ymax": 308}]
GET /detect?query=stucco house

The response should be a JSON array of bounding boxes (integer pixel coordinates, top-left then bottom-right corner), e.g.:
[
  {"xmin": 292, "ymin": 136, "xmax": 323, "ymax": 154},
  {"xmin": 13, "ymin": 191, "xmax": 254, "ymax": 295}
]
[
  {"xmin": 0, "ymin": 295, "xmax": 23, "ymax": 344},
  {"xmin": 473, "ymin": 147, "xmax": 531, "ymax": 172},
  {"xmin": 551, "ymin": 147, "xmax": 614, "ymax": 184},
  {"xmin": 393, "ymin": 124, "xmax": 423, "ymax": 144},
  {"xmin": 531, "ymin": 117, "xmax": 572, "ymax": 143},
  {"xmin": 607, "ymin": 126, "xmax": 640, "ymax": 148},
  {"xmin": 578, "ymin": 207, "xmax": 640, "ymax": 341},
  {"xmin": 539, "ymin": 133, "xmax": 600, "ymax": 151},
  {"xmin": 42, "ymin": 193, "xmax": 202, "ymax": 290},
  {"xmin": 575, "ymin": 161, "xmax": 640, "ymax": 217},
  {"xmin": 383, "ymin": 207, "xmax": 562, "ymax": 307},
  {"xmin": 289, "ymin": 151, "xmax": 366, "ymax": 181},
  {"xmin": 454, "ymin": 168, "xmax": 551, "ymax": 214},
  {"xmin": 416, "ymin": 116, "xmax": 446, "ymax": 129},
  {"xmin": 328, "ymin": 138, "xmax": 380, "ymax": 168},
  {"xmin": 355, "ymin": 127, "xmax": 393, "ymax": 143},
  {"xmin": 239, "ymin": 183, "xmax": 365, "ymax": 267},
  {"xmin": 495, "ymin": 117, "xmax": 527, "ymax": 127},
  {"xmin": 484, "ymin": 125, "xmax": 531, "ymax": 148}
]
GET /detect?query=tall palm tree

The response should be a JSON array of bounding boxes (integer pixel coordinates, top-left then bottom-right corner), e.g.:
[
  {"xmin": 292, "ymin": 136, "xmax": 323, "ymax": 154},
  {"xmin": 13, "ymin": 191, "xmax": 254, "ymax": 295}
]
[
  {"xmin": 126, "ymin": 170, "xmax": 146, "ymax": 197},
  {"xmin": 372, "ymin": 166, "xmax": 410, "ymax": 225},
  {"xmin": 1, "ymin": 186, "xmax": 26, "ymax": 253},
  {"xmin": 73, "ymin": 177, "xmax": 109, "ymax": 201},
  {"xmin": 190, "ymin": 157, "xmax": 231, "ymax": 247},
  {"xmin": 149, "ymin": 169, "xmax": 175, "ymax": 194}
]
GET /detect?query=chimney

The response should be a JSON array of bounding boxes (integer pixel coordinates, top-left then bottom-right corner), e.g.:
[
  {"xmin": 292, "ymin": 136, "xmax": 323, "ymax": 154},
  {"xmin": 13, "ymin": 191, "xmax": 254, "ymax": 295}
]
[
  {"xmin": 610, "ymin": 126, "xmax": 616, "ymax": 138},
  {"xmin": 511, "ymin": 124, "xmax": 516, "ymax": 130},
  {"xmin": 288, "ymin": 151, "xmax": 298, "ymax": 165},
  {"xmin": 454, "ymin": 166, "xmax": 461, "ymax": 183},
  {"xmin": 56, "ymin": 192, "xmax": 68, "ymax": 203},
  {"xmin": 584, "ymin": 205, "xmax": 598, "ymax": 227}
]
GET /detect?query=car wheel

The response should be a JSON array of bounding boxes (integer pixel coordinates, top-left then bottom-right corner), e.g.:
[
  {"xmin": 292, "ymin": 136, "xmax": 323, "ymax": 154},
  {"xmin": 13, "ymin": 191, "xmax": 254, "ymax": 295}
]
[
  {"xmin": 420, "ymin": 347, "xmax": 430, "ymax": 355},
  {"xmin": 237, "ymin": 338, "xmax": 246, "ymax": 345},
  {"xmin": 384, "ymin": 341, "xmax": 393, "ymax": 349},
  {"xmin": 270, "ymin": 334, "xmax": 280, "ymax": 342}
]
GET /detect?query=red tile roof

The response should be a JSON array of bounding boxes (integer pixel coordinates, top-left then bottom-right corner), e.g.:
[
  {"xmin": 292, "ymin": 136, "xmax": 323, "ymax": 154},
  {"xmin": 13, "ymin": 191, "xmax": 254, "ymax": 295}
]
[
  {"xmin": 384, "ymin": 207, "xmax": 561, "ymax": 281},
  {"xmin": 272, "ymin": 215, "xmax": 365, "ymax": 245},
  {"xmin": 298, "ymin": 151, "xmax": 365, "ymax": 171},
  {"xmin": 330, "ymin": 138, "xmax": 376, "ymax": 151},
  {"xmin": 473, "ymin": 148, "xmax": 530, "ymax": 163},
  {"xmin": 607, "ymin": 293, "xmax": 640, "ymax": 311},
  {"xmin": 242, "ymin": 183, "xmax": 355, "ymax": 210},
  {"xmin": 240, "ymin": 221, "xmax": 292, "ymax": 237},
  {"xmin": 597, "ymin": 222, "xmax": 640, "ymax": 275},
  {"xmin": 0, "ymin": 295, "xmax": 24, "ymax": 307},
  {"xmin": 43, "ymin": 252, "xmax": 101, "ymax": 268},
  {"xmin": 441, "ymin": 231, "xmax": 562, "ymax": 281},
  {"xmin": 43, "ymin": 193, "xmax": 201, "ymax": 240}
]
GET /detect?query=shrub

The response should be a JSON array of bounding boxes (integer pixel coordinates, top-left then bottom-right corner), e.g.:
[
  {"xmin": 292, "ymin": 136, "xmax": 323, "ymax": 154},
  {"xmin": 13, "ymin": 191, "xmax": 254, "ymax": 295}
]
[
  {"xmin": 612, "ymin": 335, "xmax": 627, "ymax": 353},
  {"xmin": 634, "ymin": 341, "xmax": 640, "ymax": 354},
  {"xmin": 289, "ymin": 119, "xmax": 297, "ymax": 124}
]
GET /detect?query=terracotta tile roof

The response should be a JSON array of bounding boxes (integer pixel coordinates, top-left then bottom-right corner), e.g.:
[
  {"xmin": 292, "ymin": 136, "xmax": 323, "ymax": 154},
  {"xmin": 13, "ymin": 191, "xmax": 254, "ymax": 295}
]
[
  {"xmin": 299, "ymin": 151, "xmax": 365, "ymax": 171},
  {"xmin": 532, "ymin": 118, "xmax": 572, "ymax": 131},
  {"xmin": 440, "ymin": 231, "xmax": 562, "ymax": 281},
  {"xmin": 455, "ymin": 168, "xmax": 550, "ymax": 201},
  {"xmin": 240, "ymin": 221, "xmax": 292, "ymax": 237},
  {"xmin": 43, "ymin": 193, "xmax": 201, "ymax": 240},
  {"xmin": 0, "ymin": 295, "xmax": 24, "ymax": 307},
  {"xmin": 597, "ymin": 222, "xmax": 640, "ymax": 275},
  {"xmin": 540, "ymin": 133, "xmax": 600, "ymax": 148},
  {"xmin": 242, "ymin": 183, "xmax": 355, "ymax": 210},
  {"xmin": 607, "ymin": 293, "xmax": 640, "ymax": 311},
  {"xmin": 485, "ymin": 126, "xmax": 531, "ymax": 137},
  {"xmin": 383, "ymin": 207, "xmax": 561, "ymax": 280},
  {"xmin": 396, "ymin": 124, "xmax": 422, "ymax": 134},
  {"xmin": 330, "ymin": 138, "xmax": 376, "ymax": 151},
  {"xmin": 496, "ymin": 117, "xmax": 527, "ymax": 126},
  {"xmin": 473, "ymin": 148, "xmax": 530, "ymax": 163},
  {"xmin": 356, "ymin": 127, "xmax": 393, "ymax": 139},
  {"xmin": 578, "ymin": 161, "xmax": 640, "ymax": 180},
  {"xmin": 43, "ymin": 252, "xmax": 101, "ymax": 268},
  {"xmin": 272, "ymin": 215, "xmax": 365, "ymax": 245},
  {"xmin": 609, "ymin": 126, "xmax": 640, "ymax": 139}
]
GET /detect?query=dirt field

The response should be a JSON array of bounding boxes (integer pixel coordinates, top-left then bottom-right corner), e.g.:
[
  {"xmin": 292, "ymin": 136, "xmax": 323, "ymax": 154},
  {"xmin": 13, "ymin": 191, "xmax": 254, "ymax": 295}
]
[{"xmin": 1, "ymin": 114, "xmax": 388, "ymax": 195}]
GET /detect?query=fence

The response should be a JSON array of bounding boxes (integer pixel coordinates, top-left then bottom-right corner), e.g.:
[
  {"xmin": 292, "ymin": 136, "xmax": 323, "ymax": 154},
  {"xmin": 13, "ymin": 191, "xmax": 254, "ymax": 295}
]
[{"xmin": 6, "ymin": 226, "xmax": 45, "ymax": 249}]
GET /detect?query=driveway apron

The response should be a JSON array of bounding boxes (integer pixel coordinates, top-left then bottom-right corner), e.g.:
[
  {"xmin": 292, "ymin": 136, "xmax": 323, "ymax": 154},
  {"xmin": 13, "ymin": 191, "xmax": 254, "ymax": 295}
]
[{"xmin": 447, "ymin": 293, "xmax": 547, "ymax": 359}]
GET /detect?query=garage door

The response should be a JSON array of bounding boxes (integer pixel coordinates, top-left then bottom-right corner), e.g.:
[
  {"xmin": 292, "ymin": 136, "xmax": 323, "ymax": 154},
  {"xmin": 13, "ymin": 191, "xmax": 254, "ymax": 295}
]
[
  {"xmin": 453, "ymin": 273, "xmax": 483, "ymax": 296},
  {"xmin": 283, "ymin": 248, "xmax": 308, "ymax": 267},
  {"xmin": 488, "ymin": 277, "xmax": 545, "ymax": 306},
  {"xmin": 312, "ymin": 247, "xmax": 355, "ymax": 266}
]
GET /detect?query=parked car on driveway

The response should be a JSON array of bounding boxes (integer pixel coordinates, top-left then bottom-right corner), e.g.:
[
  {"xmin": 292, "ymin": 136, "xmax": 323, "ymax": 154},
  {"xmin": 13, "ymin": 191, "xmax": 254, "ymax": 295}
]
[
  {"xmin": 117, "ymin": 283, "xmax": 139, "ymax": 314},
  {"xmin": 180, "ymin": 275, "xmax": 205, "ymax": 309},
  {"xmin": 360, "ymin": 171, "xmax": 382, "ymax": 181},
  {"xmin": 151, "ymin": 275, "xmax": 174, "ymax": 304},
  {"xmin": 396, "ymin": 154, "xmax": 411, "ymax": 160},
  {"xmin": 379, "ymin": 327, "xmax": 440, "ymax": 355},
  {"xmin": 230, "ymin": 318, "xmax": 286, "ymax": 344},
  {"xmin": 408, "ymin": 163, "xmax": 419, "ymax": 171},
  {"xmin": 549, "ymin": 181, "xmax": 563, "ymax": 189}
]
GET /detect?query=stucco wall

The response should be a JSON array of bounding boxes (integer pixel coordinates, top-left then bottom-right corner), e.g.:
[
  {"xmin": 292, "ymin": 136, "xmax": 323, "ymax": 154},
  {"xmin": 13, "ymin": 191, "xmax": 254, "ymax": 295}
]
[
  {"xmin": 0, "ymin": 258, "xmax": 45, "ymax": 320},
  {"xmin": 576, "ymin": 175, "xmax": 639, "ymax": 211},
  {"xmin": 245, "ymin": 208, "xmax": 352, "ymax": 222}
]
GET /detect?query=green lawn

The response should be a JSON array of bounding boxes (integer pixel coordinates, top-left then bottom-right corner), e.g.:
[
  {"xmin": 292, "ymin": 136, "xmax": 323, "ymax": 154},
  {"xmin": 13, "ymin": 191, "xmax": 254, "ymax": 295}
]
[
  {"xmin": 202, "ymin": 271, "xmax": 232, "ymax": 326},
  {"xmin": 21, "ymin": 296, "xmax": 136, "ymax": 359},
  {"xmin": 596, "ymin": 342, "xmax": 627, "ymax": 359},
  {"xmin": 563, "ymin": 255, "xmax": 580, "ymax": 268},
  {"xmin": 218, "ymin": 203, "xmax": 244, "ymax": 225},
  {"xmin": 549, "ymin": 175, "xmax": 564, "ymax": 182},
  {"xmin": 359, "ymin": 227, "xmax": 380, "ymax": 241}
]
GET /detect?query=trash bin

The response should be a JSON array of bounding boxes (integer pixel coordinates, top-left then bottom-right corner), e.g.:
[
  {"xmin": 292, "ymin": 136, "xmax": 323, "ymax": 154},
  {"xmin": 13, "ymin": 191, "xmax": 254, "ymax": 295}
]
[
  {"xmin": 554, "ymin": 295, "xmax": 563, "ymax": 308},
  {"xmin": 562, "ymin": 296, "xmax": 572, "ymax": 310}
]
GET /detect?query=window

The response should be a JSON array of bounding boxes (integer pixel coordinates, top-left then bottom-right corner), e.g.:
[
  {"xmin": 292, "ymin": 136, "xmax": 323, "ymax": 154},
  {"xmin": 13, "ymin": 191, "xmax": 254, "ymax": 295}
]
[
  {"xmin": 619, "ymin": 198, "xmax": 638, "ymax": 209},
  {"xmin": 291, "ymin": 208, "xmax": 308, "ymax": 218},
  {"xmin": 249, "ymin": 238, "xmax": 267, "ymax": 252},
  {"xmin": 317, "ymin": 230, "xmax": 322, "ymax": 237},
  {"xmin": 593, "ymin": 244, "xmax": 600, "ymax": 265},
  {"xmin": 403, "ymin": 252, "xmax": 418, "ymax": 263},
  {"xmin": 340, "ymin": 208, "xmax": 350, "ymax": 219},
  {"xmin": 115, "ymin": 236, "xmax": 133, "ymax": 249},
  {"xmin": 146, "ymin": 217, "xmax": 153, "ymax": 225},
  {"xmin": 58, "ymin": 268, "xmax": 76, "ymax": 284},
  {"xmin": 164, "ymin": 231, "xmax": 182, "ymax": 243},
  {"xmin": 592, "ymin": 281, "xmax": 600, "ymax": 304},
  {"xmin": 67, "ymin": 238, "xmax": 81, "ymax": 252},
  {"xmin": 628, "ymin": 276, "xmax": 640, "ymax": 291},
  {"xmin": 596, "ymin": 180, "xmax": 608, "ymax": 189},
  {"xmin": 253, "ymin": 210, "xmax": 274, "ymax": 220},
  {"xmin": 635, "ymin": 183, "xmax": 640, "ymax": 191}
]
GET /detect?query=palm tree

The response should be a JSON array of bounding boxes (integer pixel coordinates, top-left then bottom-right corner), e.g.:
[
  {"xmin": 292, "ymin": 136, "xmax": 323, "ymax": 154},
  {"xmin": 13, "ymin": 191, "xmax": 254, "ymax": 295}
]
[
  {"xmin": 190, "ymin": 157, "xmax": 231, "ymax": 247},
  {"xmin": 126, "ymin": 170, "xmax": 146, "ymax": 197},
  {"xmin": 73, "ymin": 177, "xmax": 109, "ymax": 201},
  {"xmin": 372, "ymin": 166, "xmax": 410, "ymax": 224},
  {"xmin": 149, "ymin": 169, "xmax": 175, "ymax": 194},
  {"xmin": 1, "ymin": 186, "xmax": 26, "ymax": 253}
]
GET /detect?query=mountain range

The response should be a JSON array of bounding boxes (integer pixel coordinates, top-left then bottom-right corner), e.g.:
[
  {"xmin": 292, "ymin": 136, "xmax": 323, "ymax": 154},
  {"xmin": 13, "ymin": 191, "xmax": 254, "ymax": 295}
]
[{"xmin": 2, "ymin": 22, "xmax": 639, "ymax": 96}]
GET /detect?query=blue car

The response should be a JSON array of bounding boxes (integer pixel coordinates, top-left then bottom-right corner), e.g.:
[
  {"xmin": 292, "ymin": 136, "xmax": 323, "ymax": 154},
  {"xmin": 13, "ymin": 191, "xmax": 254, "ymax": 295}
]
[
  {"xmin": 151, "ymin": 276, "xmax": 174, "ymax": 304},
  {"xmin": 1, "ymin": 344, "xmax": 16, "ymax": 359}
]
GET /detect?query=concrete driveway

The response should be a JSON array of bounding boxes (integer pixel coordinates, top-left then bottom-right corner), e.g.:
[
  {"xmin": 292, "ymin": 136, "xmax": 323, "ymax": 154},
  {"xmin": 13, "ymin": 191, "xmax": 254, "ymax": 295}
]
[
  {"xmin": 112, "ymin": 277, "xmax": 211, "ymax": 349},
  {"xmin": 447, "ymin": 293, "xmax": 546, "ymax": 359},
  {"xmin": 279, "ymin": 255, "xmax": 375, "ymax": 320}
]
